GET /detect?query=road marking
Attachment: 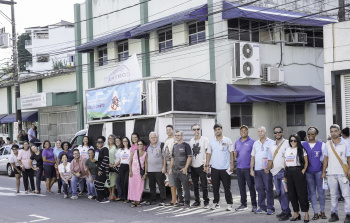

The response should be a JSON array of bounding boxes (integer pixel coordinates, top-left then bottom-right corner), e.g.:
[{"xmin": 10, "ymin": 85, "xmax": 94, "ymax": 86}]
[
  {"xmin": 0, "ymin": 187, "xmax": 46, "ymax": 197},
  {"xmin": 16, "ymin": 214, "xmax": 50, "ymax": 223}
]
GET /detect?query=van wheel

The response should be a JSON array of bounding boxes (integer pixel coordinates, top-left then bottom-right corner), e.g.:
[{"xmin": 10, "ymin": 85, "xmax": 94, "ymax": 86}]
[{"xmin": 7, "ymin": 164, "xmax": 14, "ymax": 177}]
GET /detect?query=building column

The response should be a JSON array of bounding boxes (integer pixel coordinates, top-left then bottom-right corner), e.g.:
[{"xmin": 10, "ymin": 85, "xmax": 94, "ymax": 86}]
[
  {"xmin": 140, "ymin": 0, "xmax": 150, "ymax": 77},
  {"xmin": 208, "ymin": 0, "xmax": 216, "ymax": 81},
  {"xmin": 7, "ymin": 87, "xmax": 13, "ymax": 141},
  {"xmin": 86, "ymin": 0, "xmax": 95, "ymax": 88},
  {"xmin": 75, "ymin": 3, "xmax": 84, "ymax": 131},
  {"xmin": 36, "ymin": 79, "xmax": 42, "ymax": 139}
]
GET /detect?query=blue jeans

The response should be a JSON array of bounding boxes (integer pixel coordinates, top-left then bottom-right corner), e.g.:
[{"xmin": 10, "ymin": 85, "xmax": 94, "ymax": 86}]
[
  {"xmin": 255, "ymin": 170, "xmax": 274, "ymax": 211},
  {"xmin": 71, "ymin": 175, "xmax": 84, "ymax": 196},
  {"xmin": 306, "ymin": 171, "xmax": 325, "ymax": 213},
  {"xmin": 86, "ymin": 175, "xmax": 97, "ymax": 197},
  {"xmin": 237, "ymin": 168, "xmax": 257, "ymax": 207},
  {"xmin": 273, "ymin": 169, "xmax": 291, "ymax": 214},
  {"xmin": 61, "ymin": 179, "xmax": 72, "ymax": 195},
  {"xmin": 328, "ymin": 174, "xmax": 350, "ymax": 215},
  {"xmin": 115, "ymin": 173, "xmax": 122, "ymax": 199}
]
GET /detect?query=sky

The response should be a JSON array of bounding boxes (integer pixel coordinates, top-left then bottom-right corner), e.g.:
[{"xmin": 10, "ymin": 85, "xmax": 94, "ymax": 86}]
[{"xmin": 0, "ymin": 0, "xmax": 83, "ymax": 65}]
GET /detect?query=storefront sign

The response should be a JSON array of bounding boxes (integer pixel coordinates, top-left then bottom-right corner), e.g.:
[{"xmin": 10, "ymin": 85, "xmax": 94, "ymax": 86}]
[
  {"xmin": 104, "ymin": 54, "xmax": 142, "ymax": 86},
  {"xmin": 21, "ymin": 93, "xmax": 46, "ymax": 110},
  {"xmin": 86, "ymin": 81, "xmax": 142, "ymax": 119}
]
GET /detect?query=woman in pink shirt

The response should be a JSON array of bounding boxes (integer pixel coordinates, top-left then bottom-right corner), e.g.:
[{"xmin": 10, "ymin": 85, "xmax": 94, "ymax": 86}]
[{"xmin": 17, "ymin": 141, "xmax": 35, "ymax": 194}]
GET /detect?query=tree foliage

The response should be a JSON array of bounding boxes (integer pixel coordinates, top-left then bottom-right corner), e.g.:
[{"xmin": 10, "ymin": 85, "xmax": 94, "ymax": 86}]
[{"xmin": 17, "ymin": 33, "xmax": 32, "ymax": 72}]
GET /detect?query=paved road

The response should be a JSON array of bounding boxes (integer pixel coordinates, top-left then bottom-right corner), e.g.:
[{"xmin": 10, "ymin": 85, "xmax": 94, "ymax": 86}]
[{"xmin": 0, "ymin": 174, "xmax": 346, "ymax": 223}]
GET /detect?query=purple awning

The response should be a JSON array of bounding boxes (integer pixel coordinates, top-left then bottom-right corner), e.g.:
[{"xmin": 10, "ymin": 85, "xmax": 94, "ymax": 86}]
[
  {"xmin": 222, "ymin": 1, "xmax": 337, "ymax": 26},
  {"xmin": 227, "ymin": 84, "xmax": 325, "ymax": 103},
  {"xmin": 0, "ymin": 111, "xmax": 38, "ymax": 124}
]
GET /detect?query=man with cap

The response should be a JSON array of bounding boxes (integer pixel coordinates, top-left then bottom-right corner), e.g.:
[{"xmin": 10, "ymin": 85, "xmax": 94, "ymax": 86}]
[{"xmin": 234, "ymin": 125, "xmax": 257, "ymax": 212}]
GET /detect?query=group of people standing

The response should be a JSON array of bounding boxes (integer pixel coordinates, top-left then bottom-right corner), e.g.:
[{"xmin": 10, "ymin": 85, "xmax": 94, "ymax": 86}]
[{"xmin": 8, "ymin": 122, "xmax": 350, "ymax": 223}]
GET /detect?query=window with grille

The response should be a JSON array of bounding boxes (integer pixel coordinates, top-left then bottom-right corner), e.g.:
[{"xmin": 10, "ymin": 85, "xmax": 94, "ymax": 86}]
[
  {"xmin": 98, "ymin": 45, "xmax": 108, "ymax": 66},
  {"xmin": 287, "ymin": 102, "xmax": 305, "ymax": 126},
  {"xmin": 158, "ymin": 29, "xmax": 173, "ymax": 52},
  {"xmin": 117, "ymin": 41, "xmax": 129, "ymax": 62},
  {"xmin": 230, "ymin": 104, "xmax": 253, "ymax": 128},
  {"xmin": 189, "ymin": 21, "xmax": 206, "ymax": 45}
]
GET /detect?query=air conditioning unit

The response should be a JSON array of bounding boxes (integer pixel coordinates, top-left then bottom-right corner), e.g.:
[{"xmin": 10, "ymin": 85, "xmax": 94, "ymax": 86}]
[
  {"xmin": 234, "ymin": 42, "xmax": 260, "ymax": 79},
  {"xmin": 0, "ymin": 33, "xmax": 11, "ymax": 48},
  {"xmin": 285, "ymin": 32, "xmax": 307, "ymax": 44},
  {"xmin": 263, "ymin": 66, "xmax": 284, "ymax": 83}
]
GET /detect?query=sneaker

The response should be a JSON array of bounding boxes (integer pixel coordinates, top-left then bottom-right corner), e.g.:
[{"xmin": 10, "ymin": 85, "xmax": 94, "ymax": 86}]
[
  {"xmin": 158, "ymin": 202, "xmax": 165, "ymax": 206},
  {"xmin": 63, "ymin": 194, "xmax": 68, "ymax": 199},
  {"xmin": 88, "ymin": 196, "xmax": 93, "ymax": 199},
  {"xmin": 252, "ymin": 206, "xmax": 257, "ymax": 212},
  {"xmin": 328, "ymin": 213, "xmax": 339, "ymax": 222},
  {"xmin": 226, "ymin": 204, "xmax": 233, "ymax": 211},
  {"xmin": 57, "ymin": 190, "xmax": 61, "ymax": 194},
  {"xmin": 345, "ymin": 214, "xmax": 350, "ymax": 223},
  {"xmin": 70, "ymin": 196, "xmax": 78, "ymax": 200},
  {"xmin": 204, "ymin": 202, "xmax": 210, "ymax": 209},
  {"xmin": 278, "ymin": 213, "xmax": 290, "ymax": 221},
  {"xmin": 255, "ymin": 208, "xmax": 267, "ymax": 214},
  {"xmin": 149, "ymin": 201, "xmax": 156, "ymax": 205},
  {"xmin": 92, "ymin": 196, "xmax": 97, "ymax": 200},
  {"xmin": 235, "ymin": 204, "xmax": 248, "ymax": 211},
  {"xmin": 191, "ymin": 201, "xmax": 201, "ymax": 207},
  {"xmin": 183, "ymin": 204, "xmax": 190, "ymax": 210},
  {"xmin": 99, "ymin": 198, "xmax": 110, "ymax": 203},
  {"xmin": 174, "ymin": 203, "xmax": 184, "ymax": 208},
  {"xmin": 211, "ymin": 203, "xmax": 220, "ymax": 210},
  {"xmin": 78, "ymin": 191, "xmax": 83, "ymax": 196},
  {"xmin": 267, "ymin": 209, "xmax": 275, "ymax": 215},
  {"xmin": 338, "ymin": 197, "xmax": 344, "ymax": 202}
]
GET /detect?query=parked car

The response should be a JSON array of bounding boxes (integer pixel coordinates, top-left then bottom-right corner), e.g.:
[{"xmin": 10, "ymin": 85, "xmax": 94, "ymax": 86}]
[{"xmin": 0, "ymin": 144, "xmax": 23, "ymax": 177}]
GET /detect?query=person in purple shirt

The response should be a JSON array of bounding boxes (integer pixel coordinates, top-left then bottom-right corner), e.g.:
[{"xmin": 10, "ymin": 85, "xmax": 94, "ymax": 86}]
[
  {"xmin": 234, "ymin": 125, "xmax": 257, "ymax": 212},
  {"xmin": 42, "ymin": 140, "xmax": 56, "ymax": 194},
  {"xmin": 57, "ymin": 142, "xmax": 74, "ymax": 164}
]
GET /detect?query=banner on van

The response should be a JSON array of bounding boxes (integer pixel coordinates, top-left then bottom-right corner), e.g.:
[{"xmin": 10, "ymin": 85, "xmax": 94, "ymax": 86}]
[{"xmin": 86, "ymin": 81, "xmax": 142, "ymax": 119}]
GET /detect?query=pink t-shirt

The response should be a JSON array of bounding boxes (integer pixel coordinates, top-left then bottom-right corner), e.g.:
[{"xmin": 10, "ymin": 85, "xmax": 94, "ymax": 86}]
[
  {"xmin": 130, "ymin": 144, "xmax": 146, "ymax": 153},
  {"xmin": 17, "ymin": 149, "xmax": 32, "ymax": 169}
]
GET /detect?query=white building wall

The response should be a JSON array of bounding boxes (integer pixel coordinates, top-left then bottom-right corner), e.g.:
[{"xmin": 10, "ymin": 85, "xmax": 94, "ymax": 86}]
[
  {"xmin": 42, "ymin": 72, "xmax": 76, "ymax": 93},
  {"xmin": 20, "ymin": 81, "xmax": 37, "ymax": 96},
  {"xmin": 80, "ymin": 2, "xmax": 87, "ymax": 44},
  {"xmin": 0, "ymin": 88, "xmax": 8, "ymax": 115}
]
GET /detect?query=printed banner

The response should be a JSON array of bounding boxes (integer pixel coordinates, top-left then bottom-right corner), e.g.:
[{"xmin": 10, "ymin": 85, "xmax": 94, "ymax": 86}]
[
  {"xmin": 86, "ymin": 81, "xmax": 142, "ymax": 119},
  {"xmin": 104, "ymin": 54, "xmax": 142, "ymax": 86},
  {"xmin": 21, "ymin": 92, "xmax": 47, "ymax": 109}
]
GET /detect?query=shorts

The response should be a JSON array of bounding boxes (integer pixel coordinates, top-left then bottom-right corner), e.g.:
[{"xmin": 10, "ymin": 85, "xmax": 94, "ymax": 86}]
[
  {"xmin": 166, "ymin": 161, "xmax": 175, "ymax": 187},
  {"xmin": 43, "ymin": 165, "xmax": 56, "ymax": 179},
  {"xmin": 14, "ymin": 166, "xmax": 21, "ymax": 175}
]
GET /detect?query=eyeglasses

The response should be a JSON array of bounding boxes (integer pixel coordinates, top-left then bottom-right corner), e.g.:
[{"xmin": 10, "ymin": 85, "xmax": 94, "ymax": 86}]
[
  {"xmin": 290, "ymin": 140, "xmax": 297, "ymax": 143},
  {"xmin": 97, "ymin": 141, "xmax": 103, "ymax": 144},
  {"xmin": 192, "ymin": 128, "xmax": 200, "ymax": 131},
  {"xmin": 274, "ymin": 131, "xmax": 282, "ymax": 134},
  {"xmin": 307, "ymin": 133, "xmax": 315, "ymax": 136}
]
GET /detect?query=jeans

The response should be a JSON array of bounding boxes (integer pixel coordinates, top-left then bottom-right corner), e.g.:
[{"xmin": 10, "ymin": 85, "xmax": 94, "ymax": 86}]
[
  {"xmin": 191, "ymin": 165, "xmax": 209, "ymax": 204},
  {"xmin": 22, "ymin": 168, "xmax": 35, "ymax": 191},
  {"xmin": 86, "ymin": 175, "xmax": 97, "ymax": 197},
  {"xmin": 71, "ymin": 175, "xmax": 84, "ymax": 196},
  {"xmin": 328, "ymin": 174, "xmax": 350, "ymax": 215},
  {"xmin": 273, "ymin": 169, "xmax": 291, "ymax": 214},
  {"xmin": 237, "ymin": 168, "xmax": 257, "ymax": 207},
  {"xmin": 173, "ymin": 170, "xmax": 190, "ymax": 205},
  {"xmin": 61, "ymin": 179, "xmax": 72, "ymax": 195},
  {"xmin": 35, "ymin": 167, "xmax": 43, "ymax": 192},
  {"xmin": 115, "ymin": 173, "xmax": 122, "ymax": 199},
  {"xmin": 148, "ymin": 172, "xmax": 166, "ymax": 202},
  {"xmin": 255, "ymin": 170, "xmax": 274, "ymax": 211},
  {"xmin": 211, "ymin": 168, "xmax": 233, "ymax": 204},
  {"xmin": 306, "ymin": 171, "xmax": 325, "ymax": 213}
]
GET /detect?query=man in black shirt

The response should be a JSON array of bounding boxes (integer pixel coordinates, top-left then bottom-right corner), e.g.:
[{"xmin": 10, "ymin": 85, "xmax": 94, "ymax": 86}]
[{"xmin": 170, "ymin": 131, "xmax": 192, "ymax": 209}]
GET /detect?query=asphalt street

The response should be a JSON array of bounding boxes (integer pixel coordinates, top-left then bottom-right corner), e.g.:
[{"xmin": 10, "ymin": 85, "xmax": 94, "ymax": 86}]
[{"xmin": 0, "ymin": 174, "xmax": 346, "ymax": 223}]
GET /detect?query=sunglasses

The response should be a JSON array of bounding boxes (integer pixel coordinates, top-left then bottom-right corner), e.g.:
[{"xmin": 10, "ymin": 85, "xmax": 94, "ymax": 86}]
[
  {"xmin": 307, "ymin": 133, "xmax": 315, "ymax": 136},
  {"xmin": 274, "ymin": 131, "xmax": 282, "ymax": 134},
  {"xmin": 290, "ymin": 140, "xmax": 297, "ymax": 143},
  {"xmin": 192, "ymin": 128, "xmax": 200, "ymax": 131},
  {"xmin": 97, "ymin": 141, "xmax": 104, "ymax": 144}
]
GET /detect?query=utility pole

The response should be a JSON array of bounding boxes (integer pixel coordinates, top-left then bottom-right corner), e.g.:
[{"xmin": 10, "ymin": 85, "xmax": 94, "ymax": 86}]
[
  {"xmin": 338, "ymin": 0, "xmax": 345, "ymax": 22},
  {"xmin": 0, "ymin": 0, "xmax": 22, "ymax": 135}
]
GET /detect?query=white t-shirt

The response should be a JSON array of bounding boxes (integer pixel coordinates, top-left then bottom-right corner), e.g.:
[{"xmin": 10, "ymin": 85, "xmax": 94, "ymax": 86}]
[
  {"xmin": 58, "ymin": 163, "xmax": 71, "ymax": 179},
  {"xmin": 324, "ymin": 139, "xmax": 350, "ymax": 175},
  {"xmin": 190, "ymin": 137, "xmax": 209, "ymax": 168},
  {"xmin": 285, "ymin": 147, "xmax": 307, "ymax": 167},
  {"xmin": 114, "ymin": 149, "xmax": 121, "ymax": 167},
  {"xmin": 78, "ymin": 145, "xmax": 93, "ymax": 160},
  {"xmin": 118, "ymin": 148, "xmax": 131, "ymax": 165},
  {"xmin": 9, "ymin": 153, "xmax": 20, "ymax": 166},
  {"xmin": 269, "ymin": 139, "xmax": 289, "ymax": 176}
]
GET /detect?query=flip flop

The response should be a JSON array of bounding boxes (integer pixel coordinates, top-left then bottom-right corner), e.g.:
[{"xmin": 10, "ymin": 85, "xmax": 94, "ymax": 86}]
[
  {"xmin": 131, "ymin": 204, "xmax": 136, "ymax": 208},
  {"xmin": 165, "ymin": 202, "xmax": 174, "ymax": 206},
  {"xmin": 137, "ymin": 204, "xmax": 142, "ymax": 207}
]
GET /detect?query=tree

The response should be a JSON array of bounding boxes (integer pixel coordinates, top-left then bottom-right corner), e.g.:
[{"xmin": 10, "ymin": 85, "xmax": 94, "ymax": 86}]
[{"xmin": 17, "ymin": 33, "xmax": 32, "ymax": 72}]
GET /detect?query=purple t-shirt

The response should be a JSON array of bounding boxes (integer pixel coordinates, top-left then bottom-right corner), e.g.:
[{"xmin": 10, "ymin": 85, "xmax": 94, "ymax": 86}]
[
  {"xmin": 235, "ymin": 136, "xmax": 255, "ymax": 169},
  {"xmin": 42, "ymin": 148, "xmax": 55, "ymax": 166}
]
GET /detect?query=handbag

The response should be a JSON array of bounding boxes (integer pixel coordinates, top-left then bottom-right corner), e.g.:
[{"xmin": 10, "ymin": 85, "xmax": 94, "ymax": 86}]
[
  {"xmin": 137, "ymin": 150, "xmax": 145, "ymax": 178},
  {"xmin": 330, "ymin": 141, "xmax": 350, "ymax": 179}
]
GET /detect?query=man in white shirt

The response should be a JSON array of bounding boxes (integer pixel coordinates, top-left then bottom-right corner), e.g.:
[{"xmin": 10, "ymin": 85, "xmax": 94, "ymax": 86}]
[
  {"xmin": 266, "ymin": 126, "xmax": 291, "ymax": 221},
  {"xmin": 322, "ymin": 124, "xmax": 350, "ymax": 223},
  {"xmin": 250, "ymin": 126, "xmax": 274, "ymax": 215},
  {"xmin": 190, "ymin": 124, "xmax": 210, "ymax": 209}
]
